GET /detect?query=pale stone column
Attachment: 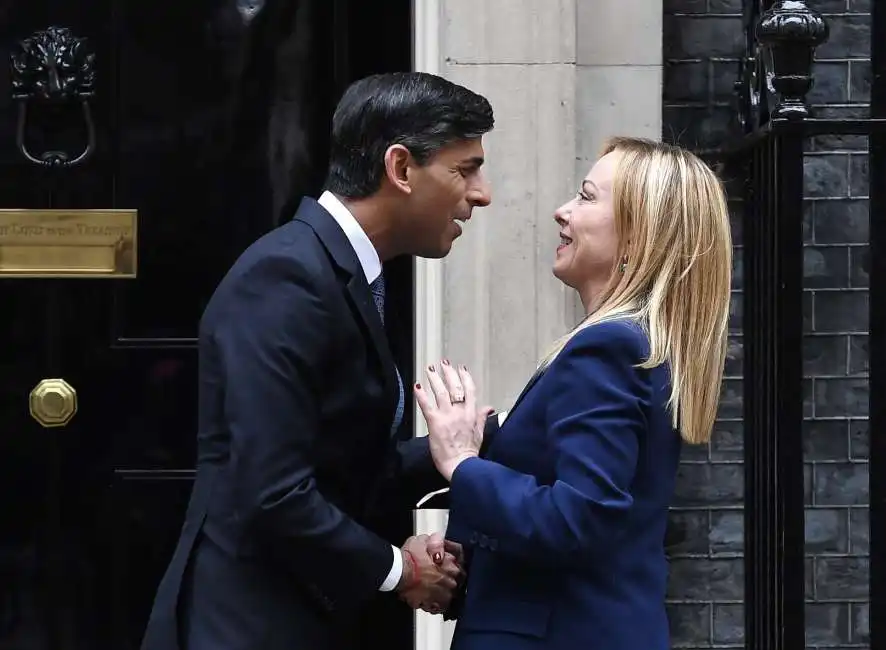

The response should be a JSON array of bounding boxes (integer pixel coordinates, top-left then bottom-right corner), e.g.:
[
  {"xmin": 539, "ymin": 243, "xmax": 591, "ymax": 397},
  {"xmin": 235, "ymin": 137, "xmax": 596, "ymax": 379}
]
[
  {"xmin": 575, "ymin": 0, "xmax": 664, "ymax": 180},
  {"xmin": 439, "ymin": 0, "xmax": 580, "ymax": 417},
  {"xmin": 412, "ymin": 1, "xmax": 662, "ymax": 649}
]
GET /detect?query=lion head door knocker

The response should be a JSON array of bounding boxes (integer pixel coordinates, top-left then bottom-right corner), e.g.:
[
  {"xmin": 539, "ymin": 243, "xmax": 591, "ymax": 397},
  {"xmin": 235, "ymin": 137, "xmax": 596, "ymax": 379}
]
[{"xmin": 9, "ymin": 26, "xmax": 96, "ymax": 168}]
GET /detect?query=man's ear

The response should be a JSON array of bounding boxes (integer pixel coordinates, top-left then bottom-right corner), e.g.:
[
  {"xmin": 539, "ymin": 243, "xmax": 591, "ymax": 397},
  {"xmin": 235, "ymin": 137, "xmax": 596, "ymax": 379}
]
[{"xmin": 383, "ymin": 144, "xmax": 413, "ymax": 195}]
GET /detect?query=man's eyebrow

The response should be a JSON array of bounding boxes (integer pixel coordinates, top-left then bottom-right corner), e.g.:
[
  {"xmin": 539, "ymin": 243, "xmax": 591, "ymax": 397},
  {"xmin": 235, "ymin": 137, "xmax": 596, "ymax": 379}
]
[{"xmin": 459, "ymin": 156, "xmax": 485, "ymax": 167}]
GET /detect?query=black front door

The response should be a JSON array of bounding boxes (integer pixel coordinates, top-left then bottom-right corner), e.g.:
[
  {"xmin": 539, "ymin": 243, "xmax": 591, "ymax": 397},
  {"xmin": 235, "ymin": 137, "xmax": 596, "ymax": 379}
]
[{"xmin": 0, "ymin": 2, "xmax": 413, "ymax": 649}]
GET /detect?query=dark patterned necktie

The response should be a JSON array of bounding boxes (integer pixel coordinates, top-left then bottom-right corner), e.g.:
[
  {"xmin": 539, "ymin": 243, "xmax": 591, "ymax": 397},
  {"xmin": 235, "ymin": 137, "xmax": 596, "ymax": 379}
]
[{"xmin": 369, "ymin": 273, "xmax": 405, "ymax": 436}]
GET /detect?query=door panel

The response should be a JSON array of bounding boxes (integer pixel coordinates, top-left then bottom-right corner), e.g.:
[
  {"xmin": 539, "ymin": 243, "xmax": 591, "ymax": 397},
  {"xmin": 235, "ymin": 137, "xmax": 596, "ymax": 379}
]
[
  {"xmin": 0, "ymin": 284, "xmax": 49, "ymax": 650},
  {"xmin": 108, "ymin": 474, "xmax": 195, "ymax": 646},
  {"xmin": 0, "ymin": 1, "xmax": 414, "ymax": 649}
]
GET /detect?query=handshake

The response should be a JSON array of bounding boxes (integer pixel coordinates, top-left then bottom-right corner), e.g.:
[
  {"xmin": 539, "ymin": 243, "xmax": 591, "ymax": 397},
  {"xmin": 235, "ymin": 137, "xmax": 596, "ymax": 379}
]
[{"xmin": 395, "ymin": 533, "xmax": 465, "ymax": 615}]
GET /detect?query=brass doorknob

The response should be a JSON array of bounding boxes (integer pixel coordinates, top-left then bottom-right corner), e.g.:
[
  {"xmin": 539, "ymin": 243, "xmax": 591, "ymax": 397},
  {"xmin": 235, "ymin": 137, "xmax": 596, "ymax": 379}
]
[{"xmin": 29, "ymin": 378, "xmax": 77, "ymax": 427}]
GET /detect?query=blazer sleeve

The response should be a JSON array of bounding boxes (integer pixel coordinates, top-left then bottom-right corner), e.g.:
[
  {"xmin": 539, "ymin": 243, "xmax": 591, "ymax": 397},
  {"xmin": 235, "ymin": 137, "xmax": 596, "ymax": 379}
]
[
  {"xmin": 446, "ymin": 321, "xmax": 648, "ymax": 566},
  {"xmin": 371, "ymin": 410, "xmax": 506, "ymax": 512},
  {"xmin": 214, "ymin": 255, "xmax": 394, "ymax": 607},
  {"xmin": 438, "ymin": 412, "xmax": 505, "ymax": 619}
]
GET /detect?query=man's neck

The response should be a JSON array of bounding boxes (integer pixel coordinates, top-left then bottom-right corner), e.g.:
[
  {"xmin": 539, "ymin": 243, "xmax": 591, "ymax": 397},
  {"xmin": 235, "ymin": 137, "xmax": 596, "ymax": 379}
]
[{"xmin": 339, "ymin": 194, "xmax": 399, "ymax": 262}]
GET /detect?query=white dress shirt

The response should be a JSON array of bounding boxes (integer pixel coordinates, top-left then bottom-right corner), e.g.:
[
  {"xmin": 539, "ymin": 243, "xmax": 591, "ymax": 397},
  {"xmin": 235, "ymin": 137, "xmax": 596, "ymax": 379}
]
[{"xmin": 317, "ymin": 191, "xmax": 403, "ymax": 592}]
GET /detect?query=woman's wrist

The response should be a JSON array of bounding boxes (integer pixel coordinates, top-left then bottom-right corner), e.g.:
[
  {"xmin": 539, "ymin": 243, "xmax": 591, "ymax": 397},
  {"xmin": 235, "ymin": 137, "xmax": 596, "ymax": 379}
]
[{"xmin": 441, "ymin": 452, "xmax": 478, "ymax": 482}]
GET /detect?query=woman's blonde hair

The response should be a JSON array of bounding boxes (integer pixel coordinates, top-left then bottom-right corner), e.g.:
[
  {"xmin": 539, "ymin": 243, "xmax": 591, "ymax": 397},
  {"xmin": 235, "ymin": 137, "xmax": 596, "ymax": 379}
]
[{"xmin": 540, "ymin": 136, "xmax": 732, "ymax": 445}]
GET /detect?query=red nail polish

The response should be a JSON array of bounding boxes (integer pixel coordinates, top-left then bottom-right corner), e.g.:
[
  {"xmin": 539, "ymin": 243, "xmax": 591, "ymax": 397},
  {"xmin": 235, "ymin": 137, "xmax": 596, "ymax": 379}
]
[
  {"xmin": 415, "ymin": 383, "xmax": 421, "ymax": 389},
  {"xmin": 442, "ymin": 359, "xmax": 450, "ymax": 365},
  {"xmin": 428, "ymin": 365, "xmax": 435, "ymax": 372}
]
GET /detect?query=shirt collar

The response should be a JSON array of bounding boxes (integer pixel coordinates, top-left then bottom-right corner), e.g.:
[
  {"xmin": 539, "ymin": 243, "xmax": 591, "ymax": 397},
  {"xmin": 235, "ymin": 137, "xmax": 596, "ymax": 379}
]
[{"xmin": 317, "ymin": 190, "xmax": 382, "ymax": 284}]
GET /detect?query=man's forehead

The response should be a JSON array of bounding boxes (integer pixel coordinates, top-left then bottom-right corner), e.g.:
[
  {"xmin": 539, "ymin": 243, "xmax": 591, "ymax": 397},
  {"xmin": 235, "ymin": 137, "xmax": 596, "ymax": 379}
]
[{"xmin": 439, "ymin": 138, "xmax": 485, "ymax": 164}]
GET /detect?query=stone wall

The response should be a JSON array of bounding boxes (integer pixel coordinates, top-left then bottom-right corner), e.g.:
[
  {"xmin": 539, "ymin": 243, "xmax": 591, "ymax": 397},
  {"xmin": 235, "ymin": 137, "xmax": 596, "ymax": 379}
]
[{"xmin": 662, "ymin": 1, "xmax": 871, "ymax": 648}]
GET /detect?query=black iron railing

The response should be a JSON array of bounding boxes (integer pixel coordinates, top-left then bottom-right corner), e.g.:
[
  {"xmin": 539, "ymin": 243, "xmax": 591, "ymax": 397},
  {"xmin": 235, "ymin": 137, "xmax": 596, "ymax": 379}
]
[{"xmin": 714, "ymin": 2, "xmax": 885, "ymax": 649}]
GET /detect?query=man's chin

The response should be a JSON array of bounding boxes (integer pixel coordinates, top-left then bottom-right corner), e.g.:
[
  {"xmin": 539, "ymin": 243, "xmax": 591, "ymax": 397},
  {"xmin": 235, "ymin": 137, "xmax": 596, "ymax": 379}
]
[
  {"xmin": 419, "ymin": 247, "xmax": 451, "ymax": 260},
  {"xmin": 413, "ymin": 238, "xmax": 455, "ymax": 259}
]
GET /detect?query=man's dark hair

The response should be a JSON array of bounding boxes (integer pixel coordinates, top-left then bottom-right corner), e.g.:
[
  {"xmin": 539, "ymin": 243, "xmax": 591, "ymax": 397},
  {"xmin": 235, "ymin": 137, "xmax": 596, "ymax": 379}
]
[{"xmin": 324, "ymin": 72, "xmax": 494, "ymax": 198}]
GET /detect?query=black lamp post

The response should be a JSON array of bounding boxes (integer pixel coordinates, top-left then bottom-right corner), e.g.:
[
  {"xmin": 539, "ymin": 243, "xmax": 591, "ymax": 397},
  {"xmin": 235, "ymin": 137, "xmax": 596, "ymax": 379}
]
[{"xmin": 756, "ymin": 0, "xmax": 829, "ymax": 120}]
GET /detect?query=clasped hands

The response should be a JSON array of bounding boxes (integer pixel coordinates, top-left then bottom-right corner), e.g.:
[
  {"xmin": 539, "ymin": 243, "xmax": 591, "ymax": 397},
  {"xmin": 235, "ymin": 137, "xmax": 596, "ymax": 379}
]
[{"xmin": 396, "ymin": 533, "xmax": 464, "ymax": 614}]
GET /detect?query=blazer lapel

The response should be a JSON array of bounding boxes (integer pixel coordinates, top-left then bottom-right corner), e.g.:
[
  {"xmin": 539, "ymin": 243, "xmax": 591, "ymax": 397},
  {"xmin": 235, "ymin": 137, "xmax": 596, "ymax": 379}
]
[
  {"xmin": 506, "ymin": 367, "xmax": 545, "ymax": 418},
  {"xmin": 293, "ymin": 198, "xmax": 399, "ymax": 409}
]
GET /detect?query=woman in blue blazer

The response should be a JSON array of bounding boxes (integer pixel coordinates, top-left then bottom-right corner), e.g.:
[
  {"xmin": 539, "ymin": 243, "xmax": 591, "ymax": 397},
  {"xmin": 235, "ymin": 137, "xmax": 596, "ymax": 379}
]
[{"xmin": 413, "ymin": 137, "xmax": 733, "ymax": 650}]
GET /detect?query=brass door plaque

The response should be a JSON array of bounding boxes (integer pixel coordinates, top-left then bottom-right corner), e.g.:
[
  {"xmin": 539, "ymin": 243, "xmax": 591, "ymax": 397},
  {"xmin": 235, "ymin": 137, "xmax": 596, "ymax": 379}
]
[{"xmin": 0, "ymin": 209, "xmax": 137, "ymax": 278}]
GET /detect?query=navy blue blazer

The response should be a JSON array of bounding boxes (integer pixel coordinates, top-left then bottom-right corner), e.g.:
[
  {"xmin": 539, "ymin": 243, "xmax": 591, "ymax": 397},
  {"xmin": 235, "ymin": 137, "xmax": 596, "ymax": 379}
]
[
  {"xmin": 140, "ymin": 198, "xmax": 448, "ymax": 650},
  {"xmin": 445, "ymin": 320, "xmax": 681, "ymax": 650}
]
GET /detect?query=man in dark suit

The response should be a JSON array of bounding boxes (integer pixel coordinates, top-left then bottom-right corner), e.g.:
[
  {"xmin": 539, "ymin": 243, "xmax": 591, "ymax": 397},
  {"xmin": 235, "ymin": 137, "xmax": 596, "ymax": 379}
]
[{"xmin": 139, "ymin": 71, "xmax": 495, "ymax": 650}]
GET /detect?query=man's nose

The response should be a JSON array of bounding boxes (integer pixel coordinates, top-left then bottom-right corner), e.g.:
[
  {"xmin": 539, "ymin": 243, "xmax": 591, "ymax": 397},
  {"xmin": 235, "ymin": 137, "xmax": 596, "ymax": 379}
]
[{"xmin": 468, "ymin": 176, "xmax": 492, "ymax": 207}]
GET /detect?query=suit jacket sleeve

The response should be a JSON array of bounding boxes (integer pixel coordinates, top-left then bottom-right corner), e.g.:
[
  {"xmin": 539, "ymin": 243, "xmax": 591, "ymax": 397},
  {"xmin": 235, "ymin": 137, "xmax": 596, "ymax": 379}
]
[
  {"xmin": 445, "ymin": 321, "xmax": 648, "ymax": 566},
  {"xmin": 214, "ymin": 254, "xmax": 394, "ymax": 606}
]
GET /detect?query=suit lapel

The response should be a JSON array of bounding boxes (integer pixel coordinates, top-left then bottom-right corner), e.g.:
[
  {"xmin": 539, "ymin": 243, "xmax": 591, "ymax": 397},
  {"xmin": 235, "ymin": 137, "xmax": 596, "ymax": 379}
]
[
  {"xmin": 345, "ymin": 273, "xmax": 398, "ymax": 388},
  {"xmin": 293, "ymin": 198, "xmax": 398, "ymax": 410}
]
